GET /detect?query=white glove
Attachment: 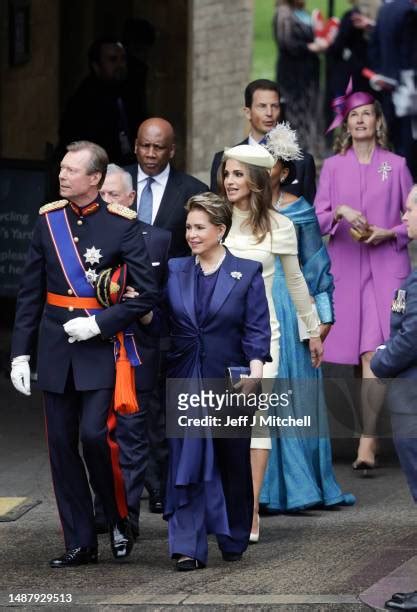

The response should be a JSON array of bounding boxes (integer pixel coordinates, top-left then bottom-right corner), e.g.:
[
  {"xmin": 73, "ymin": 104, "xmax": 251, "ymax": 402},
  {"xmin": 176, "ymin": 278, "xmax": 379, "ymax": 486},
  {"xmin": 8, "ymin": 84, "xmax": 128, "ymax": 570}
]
[
  {"xmin": 11, "ymin": 355, "xmax": 31, "ymax": 396},
  {"xmin": 63, "ymin": 316, "xmax": 101, "ymax": 343}
]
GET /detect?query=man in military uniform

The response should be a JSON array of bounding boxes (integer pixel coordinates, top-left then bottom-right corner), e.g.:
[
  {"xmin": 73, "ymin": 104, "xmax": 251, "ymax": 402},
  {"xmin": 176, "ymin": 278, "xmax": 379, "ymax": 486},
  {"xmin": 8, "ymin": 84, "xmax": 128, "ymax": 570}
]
[
  {"xmin": 10, "ymin": 141, "xmax": 158, "ymax": 567},
  {"xmin": 371, "ymin": 185, "xmax": 417, "ymax": 611}
]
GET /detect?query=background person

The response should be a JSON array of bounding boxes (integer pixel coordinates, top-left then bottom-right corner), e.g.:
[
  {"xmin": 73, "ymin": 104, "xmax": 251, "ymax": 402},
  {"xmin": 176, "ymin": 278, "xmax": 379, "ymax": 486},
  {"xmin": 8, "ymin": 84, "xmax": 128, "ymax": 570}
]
[
  {"xmin": 219, "ymin": 144, "xmax": 323, "ymax": 541},
  {"xmin": 124, "ymin": 118, "xmax": 208, "ymax": 511},
  {"xmin": 315, "ymin": 86, "xmax": 413, "ymax": 471},
  {"xmin": 96, "ymin": 164, "xmax": 171, "ymax": 536},
  {"xmin": 273, "ymin": 0, "xmax": 328, "ymax": 156},
  {"xmin": 125, "ymin": 118, "xmax": 208, "ymax": 258},
  {"xmin": 371, "ymin": 185, "xmax": 417, "ymax": 612},
  {"xmin": 259, "ymin": 124, "xmax": 355, "ymax": 511},
  {"xmin": 60, "ymin": 37, "xmax": 141, "ymax": 165},
  {"xmin": 210, "ymin": 80, "xmax": 317, "ymax": 204}
]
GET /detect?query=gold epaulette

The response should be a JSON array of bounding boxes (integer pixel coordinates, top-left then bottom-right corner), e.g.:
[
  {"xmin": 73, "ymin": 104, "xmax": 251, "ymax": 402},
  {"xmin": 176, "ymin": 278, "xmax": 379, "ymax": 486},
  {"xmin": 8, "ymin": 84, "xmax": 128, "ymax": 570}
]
[
  {"xmin": 39, "ymin": 199, "xmax": 68, "ymax": 215},
  {"xmin": 107, "ymin": 202, "xmax": 137, "ymax": 220}
]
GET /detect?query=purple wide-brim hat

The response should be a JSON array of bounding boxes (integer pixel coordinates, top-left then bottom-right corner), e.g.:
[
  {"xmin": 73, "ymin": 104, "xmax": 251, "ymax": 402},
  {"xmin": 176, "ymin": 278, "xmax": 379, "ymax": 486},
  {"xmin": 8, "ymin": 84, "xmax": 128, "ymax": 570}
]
[{"xmin": 326, "ymin": 78, "xmax": 375, "ymax": 133}]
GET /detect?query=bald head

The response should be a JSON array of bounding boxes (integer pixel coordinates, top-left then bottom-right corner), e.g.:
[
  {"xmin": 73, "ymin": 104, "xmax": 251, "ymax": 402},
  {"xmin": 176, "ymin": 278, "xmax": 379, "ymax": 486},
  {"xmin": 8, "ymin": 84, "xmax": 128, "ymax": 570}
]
[{"xmin": 135, "ymin": 118, "xmax": 176, "ymax": 176}]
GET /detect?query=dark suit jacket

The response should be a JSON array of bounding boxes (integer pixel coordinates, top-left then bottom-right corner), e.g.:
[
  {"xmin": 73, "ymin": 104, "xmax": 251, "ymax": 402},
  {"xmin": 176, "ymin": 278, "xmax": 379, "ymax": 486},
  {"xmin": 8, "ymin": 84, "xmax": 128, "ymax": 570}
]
[
  {"xmin": 11, "ymin": 200, "xmax": 158, "ymax": 393},
  {"xmin": 371, "ymin": 270, "xmax": 417, "ymax": 416},
  {"xmin": 210, "ymin": 137, "xmax": 317, "ymax": 204},
  {"xmin": 125, "ymin": 164, "xmax": 208, "ymax": 258},
  {"xmin": 134, "ymin": 221, "xmax": 171, "ymax": 393}
]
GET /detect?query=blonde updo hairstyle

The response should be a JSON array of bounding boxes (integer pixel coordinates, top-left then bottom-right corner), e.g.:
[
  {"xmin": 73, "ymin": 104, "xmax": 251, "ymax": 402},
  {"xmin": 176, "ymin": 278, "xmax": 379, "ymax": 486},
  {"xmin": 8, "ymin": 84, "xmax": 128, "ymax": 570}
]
[{"xmin": 333, "ymin": 100, "xmax": 390, "ymax": 154}]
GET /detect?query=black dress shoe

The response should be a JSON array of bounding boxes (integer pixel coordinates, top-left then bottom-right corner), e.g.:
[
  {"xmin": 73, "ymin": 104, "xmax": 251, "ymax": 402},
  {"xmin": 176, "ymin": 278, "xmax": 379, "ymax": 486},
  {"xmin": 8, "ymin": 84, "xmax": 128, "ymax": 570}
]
[
  {"xmin": 110, "ymin": 518, "xmax": 134, "ymax": 560},
  {"xmin": 386, "ymin": 592, "xmax": 417, "ymax": 610},
  {"xmin": 391, "ymin": 592, "xmax": 417, "ymax": 603},
  {"xmin": 49, "ymin": 547, "xmax": 98, "ymax": 568},
  {"xmin": 175, "ymin": 557, "xmax": 205, "ymax": 571},
  {"xmin": 221, "ymin": 551, "xmax": 242, "ymax": 562},
  {"xmin": 148, "ymin": 489, "xmax": 164, "ymax": 514}
]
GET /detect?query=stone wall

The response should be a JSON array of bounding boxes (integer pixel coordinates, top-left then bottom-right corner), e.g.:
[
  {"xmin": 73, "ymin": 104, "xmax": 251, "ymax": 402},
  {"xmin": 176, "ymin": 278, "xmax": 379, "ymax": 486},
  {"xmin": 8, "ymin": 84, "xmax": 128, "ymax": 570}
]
[{"xmin": 186, "ymin": 0, "xmax": 253, "ymax": 183}]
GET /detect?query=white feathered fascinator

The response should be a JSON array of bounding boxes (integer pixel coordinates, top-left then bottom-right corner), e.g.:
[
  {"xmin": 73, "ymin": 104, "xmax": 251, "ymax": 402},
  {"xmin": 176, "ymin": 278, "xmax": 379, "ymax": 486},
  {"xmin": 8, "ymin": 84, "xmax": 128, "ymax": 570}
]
[{"xmin": 264, "ymin": 122, "xmax": 303, "ymax": 162}]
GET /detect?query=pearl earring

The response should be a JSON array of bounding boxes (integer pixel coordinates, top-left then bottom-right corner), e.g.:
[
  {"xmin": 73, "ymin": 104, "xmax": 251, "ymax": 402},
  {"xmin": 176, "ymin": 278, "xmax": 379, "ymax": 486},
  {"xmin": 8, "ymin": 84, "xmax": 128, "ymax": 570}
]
[
  {"xmin": 218, "ymin": 235, "xmax": 223, "ymax": 244},
  {"xmin": 280, "ymin": 177, "xmax": 285, "ymax": 184}
]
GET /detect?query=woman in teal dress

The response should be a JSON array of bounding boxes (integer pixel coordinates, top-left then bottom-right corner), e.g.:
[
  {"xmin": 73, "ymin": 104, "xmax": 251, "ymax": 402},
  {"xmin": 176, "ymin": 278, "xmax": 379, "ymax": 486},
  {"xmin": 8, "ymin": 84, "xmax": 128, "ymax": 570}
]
[{"xmin": 260, "ymin": 124, "xmax": 355, "ymax": 511}]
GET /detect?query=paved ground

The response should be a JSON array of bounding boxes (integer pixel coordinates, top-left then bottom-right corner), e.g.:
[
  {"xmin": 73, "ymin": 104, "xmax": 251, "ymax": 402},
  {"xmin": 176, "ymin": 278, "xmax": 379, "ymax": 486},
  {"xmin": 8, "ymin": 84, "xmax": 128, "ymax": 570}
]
[{"xmin": 1, "ymin": 378, "xmax": 417, "ymax": 611}]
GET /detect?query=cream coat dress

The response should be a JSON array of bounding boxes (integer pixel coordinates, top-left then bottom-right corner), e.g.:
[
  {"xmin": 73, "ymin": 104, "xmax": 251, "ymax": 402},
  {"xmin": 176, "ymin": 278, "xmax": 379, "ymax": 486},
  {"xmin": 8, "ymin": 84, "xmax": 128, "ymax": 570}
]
[{"xmin": 225, "ymin": 207, "xmax": 320, "ymax": 449}]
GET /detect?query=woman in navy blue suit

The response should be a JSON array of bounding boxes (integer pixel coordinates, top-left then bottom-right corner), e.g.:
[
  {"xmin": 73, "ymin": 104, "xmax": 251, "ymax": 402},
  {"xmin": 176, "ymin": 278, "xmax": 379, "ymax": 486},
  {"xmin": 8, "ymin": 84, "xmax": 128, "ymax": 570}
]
[{"xmin": 164, "ymin": 192, "xmax": 271, "ymax": 570}]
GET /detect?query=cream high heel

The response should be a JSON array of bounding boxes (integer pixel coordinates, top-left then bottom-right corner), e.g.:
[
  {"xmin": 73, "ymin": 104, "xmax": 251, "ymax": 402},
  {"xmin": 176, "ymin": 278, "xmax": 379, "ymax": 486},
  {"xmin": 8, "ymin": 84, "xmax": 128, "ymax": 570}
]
[{"xmin": 249, "ymin": 514, "xmax": 260, "ymax": 543}]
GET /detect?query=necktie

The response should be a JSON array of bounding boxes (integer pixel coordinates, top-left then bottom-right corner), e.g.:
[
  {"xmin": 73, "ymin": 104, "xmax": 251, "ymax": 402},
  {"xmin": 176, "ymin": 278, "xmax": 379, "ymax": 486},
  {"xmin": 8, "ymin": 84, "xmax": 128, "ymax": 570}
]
[
  {"xmin": 138, "ymin": 177, "xmax": 154, "ymax": 223},
  {"xmin": 259, "ymin": 136, "xmax": 267, "ymax": 145}
]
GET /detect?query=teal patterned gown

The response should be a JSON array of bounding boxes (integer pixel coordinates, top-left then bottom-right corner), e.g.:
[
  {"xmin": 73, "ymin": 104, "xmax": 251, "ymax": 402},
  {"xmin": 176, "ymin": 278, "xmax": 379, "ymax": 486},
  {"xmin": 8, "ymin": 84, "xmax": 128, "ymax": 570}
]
[{"xmin": 260, "ymin": 196, "xmax": 355, "ymax": 511}]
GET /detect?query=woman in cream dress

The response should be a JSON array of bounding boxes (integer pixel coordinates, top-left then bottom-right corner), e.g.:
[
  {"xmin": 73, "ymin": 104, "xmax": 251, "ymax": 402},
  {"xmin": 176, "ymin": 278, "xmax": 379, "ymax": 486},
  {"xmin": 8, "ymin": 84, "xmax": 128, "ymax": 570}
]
[{"xmin": 218, "ymin": 144, "xmax": 323, "ymax": 540}]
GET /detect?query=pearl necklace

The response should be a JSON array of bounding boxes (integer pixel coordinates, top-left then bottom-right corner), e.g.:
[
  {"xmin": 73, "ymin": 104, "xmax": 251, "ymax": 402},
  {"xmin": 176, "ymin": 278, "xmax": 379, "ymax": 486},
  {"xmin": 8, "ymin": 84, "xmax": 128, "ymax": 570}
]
[{"xmin": 195, "ymin": 250, "xmax": 226, "ymax": 276}]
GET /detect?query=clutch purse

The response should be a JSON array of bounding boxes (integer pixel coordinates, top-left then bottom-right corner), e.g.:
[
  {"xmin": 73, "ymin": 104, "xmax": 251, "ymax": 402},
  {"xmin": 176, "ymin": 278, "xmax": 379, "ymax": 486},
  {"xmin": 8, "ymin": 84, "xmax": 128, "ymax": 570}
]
[
  {"xmin": 226, "ymin": 366, "xmax": 251, "ymax": 387},
  {"xmin": 349, "ymin": 227, "xmax": 372, "ymax": 242},
  {"xmin": 297, "ymin": 304, "xmax": 320, "ymax": 342}
]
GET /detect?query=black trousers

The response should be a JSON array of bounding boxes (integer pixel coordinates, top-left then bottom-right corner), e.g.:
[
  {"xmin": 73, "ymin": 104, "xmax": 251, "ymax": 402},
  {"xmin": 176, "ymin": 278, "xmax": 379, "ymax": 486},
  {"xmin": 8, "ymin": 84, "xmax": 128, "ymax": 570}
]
[{"xmin": 44, "ymin": 373, "xmax": 127, "ymax": 550}]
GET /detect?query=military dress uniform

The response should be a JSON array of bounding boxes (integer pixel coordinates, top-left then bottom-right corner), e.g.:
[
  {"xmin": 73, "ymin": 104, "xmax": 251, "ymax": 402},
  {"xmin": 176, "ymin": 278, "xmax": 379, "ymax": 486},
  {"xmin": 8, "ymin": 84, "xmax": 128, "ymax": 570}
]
[
  {"xmin": 371, "ymin": 270, "xmax": 417, "ymax": 500},
  {"xmin": 11, "ymin": 197, "xmax": 158, "ymax": 558},
  {"xmin": 371, "ymin": 274, "xmax": 417, "ymax": 609}
]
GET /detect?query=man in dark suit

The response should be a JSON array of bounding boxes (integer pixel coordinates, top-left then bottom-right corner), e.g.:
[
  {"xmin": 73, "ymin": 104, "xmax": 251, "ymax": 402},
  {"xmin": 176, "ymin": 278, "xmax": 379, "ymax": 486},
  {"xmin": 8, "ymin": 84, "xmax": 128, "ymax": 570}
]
[
  {"xmin": 210, "ymin": 79, "xmax": 316, "ymax": 203},
  {"xmin": 98, "ymin": 164, "xmax": 171, "ymax": 534},
  {"xmin": 10, "ymin": 141, "xmax": 158, "ymax": 567},
  {"xmin": 124, "ymin": 119, "xmax": 208, "ymax": 509},
  {"xmin": 371, "ymin": 186, "xmax": 417, "ymax": 611},
  {"xmin": 125, "ymin": 118, "xmax": 208, "ymax": 257},
  {"xmin": 59, "ymin": 38, "xmax": 144, "ymax": 166}
]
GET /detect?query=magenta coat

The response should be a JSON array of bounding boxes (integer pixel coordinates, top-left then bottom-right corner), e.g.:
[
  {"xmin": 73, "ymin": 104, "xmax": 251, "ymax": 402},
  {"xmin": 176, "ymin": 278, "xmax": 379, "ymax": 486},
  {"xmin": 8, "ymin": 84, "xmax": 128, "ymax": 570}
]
[{"xmin": 314, "ymin": 147, "xmax": 413, "ymax": 364}]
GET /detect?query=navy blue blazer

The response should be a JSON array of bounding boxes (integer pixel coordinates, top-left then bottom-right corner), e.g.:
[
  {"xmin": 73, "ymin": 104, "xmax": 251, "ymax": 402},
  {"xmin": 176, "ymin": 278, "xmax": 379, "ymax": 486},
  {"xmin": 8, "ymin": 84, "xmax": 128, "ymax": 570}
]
[
  {"xmin": 371, "ymin": 270, "xmax": 417, "ymax": 413},
  {"xmin": 134, "ymin": 220, "xmax": 171, "ymax": 392},
  {"xmin": 209, "ymin": 137, "xmax": 317, "ymax": 204},
  {"xmin": 166, "ymin": 250, "xmax": 271, "ymax": 379},
  {"xmin": 11, "ymin": 199, "xmax": 158, "ymax": 393},
  {"xmin": 124, "ymin": 164, "xmax": 208, "ymax": 258}
]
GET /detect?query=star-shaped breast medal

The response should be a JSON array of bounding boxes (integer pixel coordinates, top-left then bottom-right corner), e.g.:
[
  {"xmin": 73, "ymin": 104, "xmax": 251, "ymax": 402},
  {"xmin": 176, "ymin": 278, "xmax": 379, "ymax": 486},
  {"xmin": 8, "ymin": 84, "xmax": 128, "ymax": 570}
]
[
  {"xmin": 85, "ymin": 268, "xmax": 99, "ymax": 285},
  {"xmin": 83, "ymin": 246, "xmax": 103, "ymax": 265}
]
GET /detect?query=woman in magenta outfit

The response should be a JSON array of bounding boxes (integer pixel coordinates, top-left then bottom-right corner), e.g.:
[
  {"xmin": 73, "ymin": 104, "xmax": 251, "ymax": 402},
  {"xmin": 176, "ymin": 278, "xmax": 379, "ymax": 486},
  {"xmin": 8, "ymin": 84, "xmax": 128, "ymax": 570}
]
[{"xmin": 314, "ymin": 82, "xmax": 413, "ymax": 469}]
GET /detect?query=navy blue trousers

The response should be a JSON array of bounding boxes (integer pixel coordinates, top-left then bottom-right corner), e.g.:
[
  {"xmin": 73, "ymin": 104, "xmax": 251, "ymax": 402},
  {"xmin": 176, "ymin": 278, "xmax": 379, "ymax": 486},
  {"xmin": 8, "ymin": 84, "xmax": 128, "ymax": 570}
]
[
  {"xmin": 169, "ymin": 437, "xmax": 253, "ymax": 565},
  {"xmin": 94, "ymin": 391, "xmax": 150, "ymax": 532},
  {"xmin": 391, "ymin": 412, "xmax": 417, "ymax": 502},
  {"xmin": 44, "ymin": 378, "xmax": 127, "ymax": 550}
]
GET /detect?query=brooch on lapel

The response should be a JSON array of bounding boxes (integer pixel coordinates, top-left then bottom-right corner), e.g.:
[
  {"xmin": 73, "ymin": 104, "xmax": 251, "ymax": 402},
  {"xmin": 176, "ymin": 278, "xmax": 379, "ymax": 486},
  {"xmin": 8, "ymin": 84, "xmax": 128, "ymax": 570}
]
[
  {"xmin": 230, "ymin": 271, "xmax": 242, "ymax": 280},
  {"xmin": 378, "ymin": 161, "xmax": 392, "ymax": 182},
  {"xmin": 391, "ymin": 289, "xmax": 406, "ymax": 314}
]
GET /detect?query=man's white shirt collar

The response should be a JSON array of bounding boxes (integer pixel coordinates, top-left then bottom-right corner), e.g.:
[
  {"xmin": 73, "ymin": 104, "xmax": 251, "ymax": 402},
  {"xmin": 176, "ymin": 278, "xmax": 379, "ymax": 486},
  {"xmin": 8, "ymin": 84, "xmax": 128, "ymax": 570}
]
[
  {"xmin": 248, "ymin": 133, "xmax": 261, "ymax": 146},
  {"xmin": 138, "ymin": 163, "xmax": 170, "ymax": 186}
]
